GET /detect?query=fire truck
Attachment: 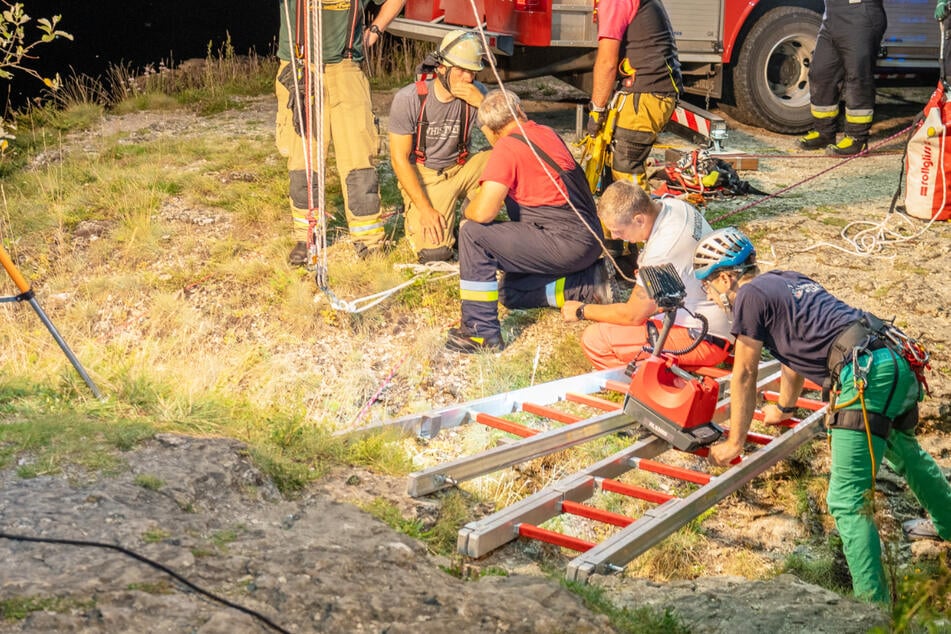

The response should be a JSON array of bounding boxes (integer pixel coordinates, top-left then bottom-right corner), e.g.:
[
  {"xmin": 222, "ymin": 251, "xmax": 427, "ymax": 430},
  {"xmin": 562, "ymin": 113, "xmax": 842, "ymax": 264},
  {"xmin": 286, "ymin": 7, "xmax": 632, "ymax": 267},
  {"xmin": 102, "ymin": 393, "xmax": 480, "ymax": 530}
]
[{"xmin": 387, "ymin": 0, "xmax": 939, "ymax": 134}]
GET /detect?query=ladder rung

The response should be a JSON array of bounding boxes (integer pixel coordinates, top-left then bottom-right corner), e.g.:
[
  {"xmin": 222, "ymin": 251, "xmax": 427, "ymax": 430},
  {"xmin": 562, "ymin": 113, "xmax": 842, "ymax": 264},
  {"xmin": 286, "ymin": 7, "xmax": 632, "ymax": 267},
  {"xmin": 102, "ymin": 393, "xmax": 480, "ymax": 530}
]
[
  {"xmin": 691, "ymin": 365, "xmax": 731, "ymax": 378},
  {"xmin": 636, "ymin": 458, "xmax": 711, "ymax": 485},
  {"xmin": 521, "ymin": 401, "xmax": 582, "ymax": 424},
  {"xmin": 565, "ymin": 392, "xmax": 621, "ymax": 411},
  {"xmin": 561, "ymin": 499, "xmax": 634, "ymax": 527},
  {"xmin": 518, "ymin": 523, "xmax": 594, "ymax": 552},
  {"xmin": 604, "ymin": 379, "xmax": 631, "ymax": 394},
  {"xmin": 761, "ymin": 391, "xmax": 826, "ymax": 411},
  {"xmin": 599, "ymin": 477, "xmax": 675, "ymax": 504},
  {"xmin": 475, "ymin": 412, "xmax": 537, "ymax": 437}
]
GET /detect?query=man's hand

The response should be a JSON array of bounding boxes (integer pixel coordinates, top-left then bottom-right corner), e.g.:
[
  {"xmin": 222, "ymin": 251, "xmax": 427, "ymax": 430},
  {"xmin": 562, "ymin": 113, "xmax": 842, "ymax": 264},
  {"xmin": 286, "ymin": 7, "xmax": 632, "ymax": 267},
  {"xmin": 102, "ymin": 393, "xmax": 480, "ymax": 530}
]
[
  {"xmin": 562, "ymin": 300, "xmax": 583, "ymax": 322},
  {"xmin": 450, "ymin": 80, "xmax": 484, "ymax": 107},
  {"xmin": 709, "ymin": 439, "xmax": 743, "ymax": 466},
  {"xmin": 415, "ymin": 206, "xmax": 446, "ymax": 245},
  {"xmin": 937, "ymin": 0, "xmax": 949, "ymax": 21},
  {"xmin": 586, "ymin": 110, "xmax": 605, "ymax": 137},
  {"xmin": 760, "ymin": 403, "xmax": 786, "ymax": 426}
]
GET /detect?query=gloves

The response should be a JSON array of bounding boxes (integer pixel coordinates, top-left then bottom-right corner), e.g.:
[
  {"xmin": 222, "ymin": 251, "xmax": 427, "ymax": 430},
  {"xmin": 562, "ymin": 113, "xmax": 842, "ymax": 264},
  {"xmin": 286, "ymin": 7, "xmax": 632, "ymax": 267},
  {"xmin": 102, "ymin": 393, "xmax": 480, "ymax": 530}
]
[
  {"xmin": 937, "ymin": 0, "xmax": 948, "ymax": 21},
  {"xmin": 586, "ymin": 109, "xmax": 605, "ymax": 137}
]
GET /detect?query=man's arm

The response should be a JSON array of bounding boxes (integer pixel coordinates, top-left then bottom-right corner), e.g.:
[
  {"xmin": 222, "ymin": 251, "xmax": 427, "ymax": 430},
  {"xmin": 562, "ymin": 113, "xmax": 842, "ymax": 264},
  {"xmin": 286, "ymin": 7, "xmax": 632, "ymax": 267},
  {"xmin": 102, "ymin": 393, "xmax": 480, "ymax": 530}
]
[
  {"xmin": 464, "ymin": 180, "xmax": 509, "ymax": 223},
  {"xmin": 364, "ymin": 0, "xmax": 407, "ymax": 47},
  {"xmin": 761, "ymin": 364, "xmax": 806, "ymax": 424},
  {"xmin": 591, "ymin": 38, "xmax": 621, "ymax": 109},
  {"xmin": 709, "ymin": 334, "xmax": 764, "ymax": 465},
  {"xmin": 562, "ymin": 283, "xmax": 657, "ymax": 323},
  {"xmin": 389, "ymin": 132, "xmax": 446, "ymax": 243}
]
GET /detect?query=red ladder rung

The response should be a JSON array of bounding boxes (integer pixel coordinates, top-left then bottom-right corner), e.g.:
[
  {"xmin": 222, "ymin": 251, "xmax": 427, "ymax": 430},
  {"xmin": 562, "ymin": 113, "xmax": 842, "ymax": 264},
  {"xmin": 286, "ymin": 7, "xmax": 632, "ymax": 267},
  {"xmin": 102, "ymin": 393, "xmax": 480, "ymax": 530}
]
[
  {"xmin": 565, "ymin": 392, "xmax": 621, "ymax": 411},
  {"xmin": 560, "ymin": 499, "xmax": 634, "ymax": 528},
  {"xmin": 518, "ymin": 523, "xmax": 594, "ymax": 552},
  {"xmin": 521, "ymin": 401, "xmax": 582, "ymax": 424},
  {"xmin": 636, "ymin": 458, "xmax": 711, "ymax": 485},
  {"xmin": 760, "ymin": 391, "xmax": 826, "ymax": 411},
  {"xmin": 474, "ymin": 412, "xmax": 537, "ymax": 438},
  {"xmin": 689, "ymin": 365, "xmax": 731, "ymax": 378},
  {"xmin": 604, "ymin": 379, "xmax": 632, "ymax": 395},
  {"xmin": 599, "ymin": 477, "xmax": 676, "ymax": 504}
]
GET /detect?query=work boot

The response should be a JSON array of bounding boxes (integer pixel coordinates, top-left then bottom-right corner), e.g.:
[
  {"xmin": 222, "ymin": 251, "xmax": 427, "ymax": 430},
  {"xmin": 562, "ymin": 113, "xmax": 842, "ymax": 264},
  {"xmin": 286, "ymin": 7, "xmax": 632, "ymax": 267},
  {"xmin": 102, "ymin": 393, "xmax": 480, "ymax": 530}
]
[
  {"xmin": 826, "ymin": 135, "xmax": 867, "ymax": 157},
  {"xmin": 288, "ymin": 241, "xmax": 308, "ymax": 267},
  {"xmin": 797, "ymin": 130, "xmax": 835, "ymax": 150},
  {"xmin": 353, "ymin": 242, "xmax": 382, "ymax": 260},
  {"xmin": 588, "ymin": 258, "xmax": 619, "ymax": 305},
  {"xmin": 418, "ymin": 246, "xmax": 454, "ymax": 264},
  {"xmin": 445, "ymin": 326, "xmax": 504, "ymax": 354},
  {"xmin": 902, "ymin": 518, "xmax": 940, "ymax": 541}
]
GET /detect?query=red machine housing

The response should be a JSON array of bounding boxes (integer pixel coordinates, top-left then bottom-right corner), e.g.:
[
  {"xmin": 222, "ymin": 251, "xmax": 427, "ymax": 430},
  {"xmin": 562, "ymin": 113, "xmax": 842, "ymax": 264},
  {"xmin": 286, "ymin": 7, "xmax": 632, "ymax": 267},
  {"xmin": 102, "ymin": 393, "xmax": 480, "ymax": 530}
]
[{"xmin": 628, "ymin": 355, "xmax": 719, "ymax": 430}]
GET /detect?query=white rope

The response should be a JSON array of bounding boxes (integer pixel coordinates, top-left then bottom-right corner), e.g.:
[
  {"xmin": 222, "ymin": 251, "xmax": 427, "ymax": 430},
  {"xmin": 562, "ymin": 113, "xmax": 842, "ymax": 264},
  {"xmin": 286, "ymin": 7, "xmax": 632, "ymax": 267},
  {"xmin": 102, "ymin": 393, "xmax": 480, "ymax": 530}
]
[{"xmin": 319, "ymin": 262, "xmax": 460, "ymax": 313}]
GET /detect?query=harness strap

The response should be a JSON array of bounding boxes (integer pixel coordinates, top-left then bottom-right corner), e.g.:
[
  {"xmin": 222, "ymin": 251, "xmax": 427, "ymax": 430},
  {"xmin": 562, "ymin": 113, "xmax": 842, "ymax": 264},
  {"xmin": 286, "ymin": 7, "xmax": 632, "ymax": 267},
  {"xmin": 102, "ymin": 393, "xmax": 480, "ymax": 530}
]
[
  {"xmin": 413, "ymin": 79, "xmax": 473, "ymax": 166},
  {"xmin": 342, "ymin": 0, "xmax": 362, "ymax": 60}
]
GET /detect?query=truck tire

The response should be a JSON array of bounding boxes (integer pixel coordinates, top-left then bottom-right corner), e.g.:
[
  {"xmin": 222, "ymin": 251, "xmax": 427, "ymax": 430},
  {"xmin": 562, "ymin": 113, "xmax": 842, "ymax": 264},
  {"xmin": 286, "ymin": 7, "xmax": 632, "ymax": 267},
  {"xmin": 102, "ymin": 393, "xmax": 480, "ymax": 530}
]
[{"xmin": 730, "ymin": 6, "xmax": 822, "ymax": 134}]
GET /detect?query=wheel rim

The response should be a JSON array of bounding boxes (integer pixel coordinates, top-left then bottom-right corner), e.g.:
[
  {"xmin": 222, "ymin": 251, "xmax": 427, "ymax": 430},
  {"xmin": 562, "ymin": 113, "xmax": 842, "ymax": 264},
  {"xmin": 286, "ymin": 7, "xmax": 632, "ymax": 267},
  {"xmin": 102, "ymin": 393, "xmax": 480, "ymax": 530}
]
[{"xmin": 762, "ymin": 34, "xmax": 815, "ymax": 109}]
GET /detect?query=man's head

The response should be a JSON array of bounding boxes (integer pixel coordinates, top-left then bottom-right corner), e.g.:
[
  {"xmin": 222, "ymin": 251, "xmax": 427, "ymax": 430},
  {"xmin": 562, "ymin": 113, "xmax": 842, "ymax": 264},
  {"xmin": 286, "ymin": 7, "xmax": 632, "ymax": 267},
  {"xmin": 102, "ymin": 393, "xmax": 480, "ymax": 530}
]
[
  {"xmin": 477, "ymin": 89, "xmax": 525, "ymax": 136},
  {"xmin": 436, "ymin": 30, "xmax": 486, "ymax": 72},
  {"xmin": 597, "ymin": 181, "xmax": 660, "ymax": 243},
  {"xmin": 693, "ymin": 227, "xmax": 758, "ymax": 312}
]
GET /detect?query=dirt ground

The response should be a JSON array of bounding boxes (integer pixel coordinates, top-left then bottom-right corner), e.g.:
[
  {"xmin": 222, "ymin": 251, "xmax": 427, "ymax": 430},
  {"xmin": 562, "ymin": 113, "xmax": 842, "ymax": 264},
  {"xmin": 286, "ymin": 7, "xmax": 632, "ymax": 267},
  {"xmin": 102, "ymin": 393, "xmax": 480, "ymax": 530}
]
[{"xmin": 1, "ymin": 81, "xmax": 949, "ymax": 632}]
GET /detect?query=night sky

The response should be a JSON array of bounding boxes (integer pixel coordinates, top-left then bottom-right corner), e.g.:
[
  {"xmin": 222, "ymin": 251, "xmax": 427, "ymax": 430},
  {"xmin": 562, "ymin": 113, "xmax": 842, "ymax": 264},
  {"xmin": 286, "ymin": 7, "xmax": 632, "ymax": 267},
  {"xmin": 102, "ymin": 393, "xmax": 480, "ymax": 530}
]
[{"xmin": 6, "ymin": 2, "xmax": 278, "ymax": 104}]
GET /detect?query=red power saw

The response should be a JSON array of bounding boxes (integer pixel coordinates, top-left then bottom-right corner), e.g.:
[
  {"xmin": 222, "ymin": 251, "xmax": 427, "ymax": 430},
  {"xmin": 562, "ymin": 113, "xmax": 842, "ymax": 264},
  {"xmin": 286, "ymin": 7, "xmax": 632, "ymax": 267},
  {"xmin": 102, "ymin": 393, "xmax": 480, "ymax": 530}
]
[{"xmin": 622, "ymin": 264, "xmax": 723, "ymax": 452}]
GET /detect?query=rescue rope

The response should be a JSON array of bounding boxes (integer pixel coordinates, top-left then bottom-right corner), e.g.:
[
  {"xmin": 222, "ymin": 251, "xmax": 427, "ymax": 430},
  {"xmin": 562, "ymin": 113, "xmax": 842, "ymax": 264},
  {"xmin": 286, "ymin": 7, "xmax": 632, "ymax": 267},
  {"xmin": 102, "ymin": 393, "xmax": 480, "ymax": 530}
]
[{"xmin": 319, "ymin": 261, "xmax": 459, "ymax": 314}]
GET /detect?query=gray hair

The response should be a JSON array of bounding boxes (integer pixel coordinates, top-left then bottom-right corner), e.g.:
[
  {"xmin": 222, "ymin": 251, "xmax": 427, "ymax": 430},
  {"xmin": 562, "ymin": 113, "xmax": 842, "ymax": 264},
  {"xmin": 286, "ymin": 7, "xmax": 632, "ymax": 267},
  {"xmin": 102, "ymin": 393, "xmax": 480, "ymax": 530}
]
[
  {"xmin": 597, "ymin": 180, "xmax": 655, "ymax": 227},
  {"xmin": 478, "ymin": 89, "xmax": 524, "ymax": 133}
]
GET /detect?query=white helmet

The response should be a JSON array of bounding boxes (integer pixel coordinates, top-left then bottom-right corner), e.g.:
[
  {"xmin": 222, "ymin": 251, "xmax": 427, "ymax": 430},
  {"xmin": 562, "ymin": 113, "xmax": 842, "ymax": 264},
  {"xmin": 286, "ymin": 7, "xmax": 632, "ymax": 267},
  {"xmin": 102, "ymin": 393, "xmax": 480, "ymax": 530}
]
[
  {"xmin": 693, "ymin": 227, "xmax": 756, "ymax": 281},
  {"xmin": 437, "ymin": 30, "xmax": 486, "ymax": 72}
]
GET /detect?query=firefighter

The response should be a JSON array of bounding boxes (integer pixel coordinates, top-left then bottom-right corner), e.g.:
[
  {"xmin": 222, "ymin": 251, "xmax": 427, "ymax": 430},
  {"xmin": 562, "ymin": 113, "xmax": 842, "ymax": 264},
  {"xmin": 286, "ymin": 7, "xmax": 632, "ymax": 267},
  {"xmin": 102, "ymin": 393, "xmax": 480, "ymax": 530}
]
[
  {"xmin": 447, "ymin": 89, "xmax": 615, "ymax": 353},
  {"xmin": 586, "ymin": 0, "xmax": 682, "ymax": 191},
  {"xmin": 938, "ymin": 0, "xmax": 951, "ymax": 82},
  {"xmin": 388, "ymin": 30, "xmax": 490, "ymax": 264},
  {"xmin": 561, "ymin": 180, "xmax": 733, "ymax": 370},
  {"xmin": 276, "ymin": 0, "xmax": 405, "ymax": 266},
  {"xmin": 798, "ymin": 0, "xmax": 887, "ymax": 156},
  {"xmin": 694, "ymin": 227, "xmax": 951, "ymax": 603}
]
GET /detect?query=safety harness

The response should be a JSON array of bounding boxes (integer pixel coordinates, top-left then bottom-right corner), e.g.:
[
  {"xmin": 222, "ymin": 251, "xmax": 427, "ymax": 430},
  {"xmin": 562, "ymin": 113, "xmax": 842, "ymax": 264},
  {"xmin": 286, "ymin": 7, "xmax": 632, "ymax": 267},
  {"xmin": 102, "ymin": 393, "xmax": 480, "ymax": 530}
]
[
  {"xmin": 412, "ymin": 79, "xmax": 473, "ymax": 167},
  {"xmin": 825, "ymin": 314, "xmax": 931, "ymax": 479}
]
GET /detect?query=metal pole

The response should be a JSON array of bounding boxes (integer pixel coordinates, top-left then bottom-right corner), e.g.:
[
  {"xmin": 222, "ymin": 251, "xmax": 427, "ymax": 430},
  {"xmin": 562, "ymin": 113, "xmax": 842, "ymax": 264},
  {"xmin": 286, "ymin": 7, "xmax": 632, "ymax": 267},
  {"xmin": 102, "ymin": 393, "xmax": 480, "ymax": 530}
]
[{"xmin": 0, "ymin": 242, "xmax": 103, "ymax": 400}]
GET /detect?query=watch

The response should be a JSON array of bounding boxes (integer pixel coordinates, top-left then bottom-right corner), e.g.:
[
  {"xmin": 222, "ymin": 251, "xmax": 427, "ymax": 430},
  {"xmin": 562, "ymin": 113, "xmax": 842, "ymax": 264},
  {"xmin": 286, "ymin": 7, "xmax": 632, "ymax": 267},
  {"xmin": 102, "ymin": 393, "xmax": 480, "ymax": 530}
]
[
  {"xmin": 778, "ymin": 405, "xmax": 797, "ymax": 414},
  {"xmin": 575, "ymin": 304, "xmax": 586, "ymax": 320},
  {"xmin": 368, "ymin": 24, "xmax": 383, "ymax": 36}
]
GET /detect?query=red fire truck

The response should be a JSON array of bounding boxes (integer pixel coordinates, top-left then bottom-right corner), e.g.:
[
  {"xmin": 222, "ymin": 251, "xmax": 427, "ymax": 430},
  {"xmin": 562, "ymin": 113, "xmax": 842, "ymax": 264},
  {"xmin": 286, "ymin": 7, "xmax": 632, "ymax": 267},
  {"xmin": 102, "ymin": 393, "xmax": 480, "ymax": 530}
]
[{"xmin": 387, "ymin": 0, "xmax": 939, "ymax": 134}]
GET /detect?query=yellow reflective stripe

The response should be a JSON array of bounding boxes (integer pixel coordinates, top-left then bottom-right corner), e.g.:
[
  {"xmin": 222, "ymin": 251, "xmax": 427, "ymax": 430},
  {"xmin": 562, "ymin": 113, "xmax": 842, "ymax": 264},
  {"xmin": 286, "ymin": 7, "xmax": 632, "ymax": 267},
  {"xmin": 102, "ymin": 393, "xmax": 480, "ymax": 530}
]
[
  {"xmin": 845, "ymin": 113, "xmax": 874, "ymax": 124},
  {"xmin": 460, "ymin": 289, "xmax": 499, "ymax": 302},
  {"xmin": 546, "ymin": 277, "xmax": 566, "ymax": 307},
  {"xmin": 811, "ymin": 106, "xmax": 839, "ymax": 119}
]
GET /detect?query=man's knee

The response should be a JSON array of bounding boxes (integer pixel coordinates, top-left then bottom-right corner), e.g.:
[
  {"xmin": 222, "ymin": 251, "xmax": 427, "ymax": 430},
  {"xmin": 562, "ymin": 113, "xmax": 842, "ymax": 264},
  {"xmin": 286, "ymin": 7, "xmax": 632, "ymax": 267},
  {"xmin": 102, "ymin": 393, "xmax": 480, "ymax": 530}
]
[
  {"xmin": 613, "ymin": 128, "xmax": 656, "ymax": 174},
  {"xmin": 346, "ymin": 168, "xmax": 380, "ymax": 217},
  {"xmin": 289, "ymin": 170, "xmax": 313, "ymax": 209}
]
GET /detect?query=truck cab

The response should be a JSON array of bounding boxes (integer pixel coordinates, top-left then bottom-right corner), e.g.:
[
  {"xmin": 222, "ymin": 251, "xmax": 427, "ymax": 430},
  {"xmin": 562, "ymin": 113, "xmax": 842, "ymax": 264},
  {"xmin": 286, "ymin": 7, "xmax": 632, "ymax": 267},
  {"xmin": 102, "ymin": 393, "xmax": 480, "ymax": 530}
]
[{"xmin": 388, "ymin": 0, "xmax": 939, "ymax": 134}]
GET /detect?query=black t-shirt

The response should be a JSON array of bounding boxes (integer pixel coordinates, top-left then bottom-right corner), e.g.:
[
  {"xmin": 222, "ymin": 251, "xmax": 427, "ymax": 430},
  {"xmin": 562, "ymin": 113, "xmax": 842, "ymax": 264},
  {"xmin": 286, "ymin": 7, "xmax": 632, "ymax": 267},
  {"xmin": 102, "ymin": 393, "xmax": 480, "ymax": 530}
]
[{"xmin": 731, "ymin": 271, "xmax": 866, "ymax": 383}]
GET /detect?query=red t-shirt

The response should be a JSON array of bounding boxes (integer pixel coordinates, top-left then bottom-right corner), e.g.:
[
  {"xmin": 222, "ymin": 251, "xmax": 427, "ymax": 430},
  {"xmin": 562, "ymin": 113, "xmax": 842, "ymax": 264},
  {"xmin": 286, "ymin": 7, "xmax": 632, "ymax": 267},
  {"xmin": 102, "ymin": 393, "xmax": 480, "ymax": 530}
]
[
  {"xmin": 480, "ymin": 120, "xmax": 577, "ymax": 208},
  {"xmin": 597, "ymin": 0, "xmax": 639, "ymax": 40}
]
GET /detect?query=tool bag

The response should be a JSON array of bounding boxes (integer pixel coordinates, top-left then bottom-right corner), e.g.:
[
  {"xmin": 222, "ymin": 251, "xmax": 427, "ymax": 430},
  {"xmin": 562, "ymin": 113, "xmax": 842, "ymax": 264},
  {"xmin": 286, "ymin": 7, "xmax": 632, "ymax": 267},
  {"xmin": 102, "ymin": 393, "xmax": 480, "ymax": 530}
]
[
  {"xmin": 902, "ymin": 82, "xmax": 951, "ymax": 220},
  {"xmin": 654, "ymin": 149, "xmax": 766, "ymax": 198}
]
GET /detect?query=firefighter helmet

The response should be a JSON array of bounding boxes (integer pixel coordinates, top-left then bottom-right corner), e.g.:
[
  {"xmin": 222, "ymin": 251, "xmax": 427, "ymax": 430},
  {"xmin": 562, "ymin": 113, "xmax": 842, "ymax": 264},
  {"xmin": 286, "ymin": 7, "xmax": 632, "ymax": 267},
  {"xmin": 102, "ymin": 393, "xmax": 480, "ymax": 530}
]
[
  {"xmin": 437, "ymin": 30, "xmax": 486, "ymax": 72},
  {"xmin": 693, "ymin": 227, "xmax": 756, "ymax": 281}
]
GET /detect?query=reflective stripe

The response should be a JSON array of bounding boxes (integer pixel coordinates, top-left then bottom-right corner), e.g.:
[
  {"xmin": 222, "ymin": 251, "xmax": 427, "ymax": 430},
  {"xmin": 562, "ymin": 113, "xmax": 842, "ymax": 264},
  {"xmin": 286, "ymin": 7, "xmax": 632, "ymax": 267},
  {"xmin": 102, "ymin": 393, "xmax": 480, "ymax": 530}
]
[
  {"xmin": 545, "ymin": 277, "xmax": 566, "ymax": 307},
  {"xmin": 812, "ymin": 105, "xmax": 839, "ymax": 119},
  {"xmin": 350, "ymin": 222, "xmax": 384, "ymax": 235},
  {"xmin": 460, "ymin": 279, "xmax": 499, "ymax": 302},
  {"xmin": 845, "ymin": 109, "xmax": 874, "ymax": 124}
]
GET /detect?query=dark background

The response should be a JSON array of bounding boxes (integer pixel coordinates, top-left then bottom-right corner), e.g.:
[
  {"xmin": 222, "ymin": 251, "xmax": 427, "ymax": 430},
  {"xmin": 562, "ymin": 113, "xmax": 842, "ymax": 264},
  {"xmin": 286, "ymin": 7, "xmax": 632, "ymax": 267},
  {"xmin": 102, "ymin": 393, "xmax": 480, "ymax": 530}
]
[{"xmin": 5, "ymin": 2, "xmax": 278, "ymax": 106}]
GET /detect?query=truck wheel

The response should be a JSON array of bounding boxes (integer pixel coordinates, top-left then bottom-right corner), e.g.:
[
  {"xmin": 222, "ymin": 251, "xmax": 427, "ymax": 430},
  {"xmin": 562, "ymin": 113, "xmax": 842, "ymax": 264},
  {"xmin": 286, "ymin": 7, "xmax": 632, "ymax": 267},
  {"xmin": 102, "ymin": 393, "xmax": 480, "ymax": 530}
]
[{"xmin": 730, "ymin": 6, "xmax": 821, "ymax": 134}]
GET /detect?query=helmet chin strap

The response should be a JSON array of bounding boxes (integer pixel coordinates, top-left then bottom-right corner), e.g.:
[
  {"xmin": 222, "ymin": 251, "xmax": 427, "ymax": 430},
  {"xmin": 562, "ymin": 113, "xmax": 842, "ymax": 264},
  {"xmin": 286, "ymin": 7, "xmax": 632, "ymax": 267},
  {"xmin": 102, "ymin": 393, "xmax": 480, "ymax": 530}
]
[
  {"xmin": 437, "ymin": 66, "xmax": 452, "ymax": 92},
  {"xmin": 717, "ymin": 291, "xmax": 733, "ymax": 318}
]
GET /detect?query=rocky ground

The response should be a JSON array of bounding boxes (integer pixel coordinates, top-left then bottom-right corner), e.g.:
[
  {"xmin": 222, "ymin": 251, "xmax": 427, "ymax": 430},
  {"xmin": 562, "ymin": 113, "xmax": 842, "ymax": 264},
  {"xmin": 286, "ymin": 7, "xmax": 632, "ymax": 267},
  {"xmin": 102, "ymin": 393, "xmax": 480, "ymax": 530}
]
[{"xmin": 0, "ymin": 80, "xmax": 949, "ymax": 633}]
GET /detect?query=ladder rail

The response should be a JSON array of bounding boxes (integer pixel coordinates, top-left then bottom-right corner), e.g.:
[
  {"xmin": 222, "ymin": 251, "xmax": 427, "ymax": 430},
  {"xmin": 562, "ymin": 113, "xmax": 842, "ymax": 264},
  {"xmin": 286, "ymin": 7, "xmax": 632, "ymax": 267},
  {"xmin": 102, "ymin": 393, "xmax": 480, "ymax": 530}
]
[
  {"xmin": 410, "ymin": 360, "xmax": 781, "ymax": 497},
  {"xmin": 565, "ymin": 404, "xmax": 827, "ymax": 582}
]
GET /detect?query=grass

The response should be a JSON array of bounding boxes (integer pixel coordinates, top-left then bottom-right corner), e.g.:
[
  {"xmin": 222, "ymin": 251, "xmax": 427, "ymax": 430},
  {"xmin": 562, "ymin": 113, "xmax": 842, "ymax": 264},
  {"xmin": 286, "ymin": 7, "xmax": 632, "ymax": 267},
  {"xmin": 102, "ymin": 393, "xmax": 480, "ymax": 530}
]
[
  {"xmin": 0, "ymin": 34, "xmax": 947, "ymax": 634},
  {"xmin": 0, "ymin": 596, "xmax": 96, "ymax": 622},
  {"xmin": 563, "ymin": 580, "xmax": 691, "ymax": 634}
]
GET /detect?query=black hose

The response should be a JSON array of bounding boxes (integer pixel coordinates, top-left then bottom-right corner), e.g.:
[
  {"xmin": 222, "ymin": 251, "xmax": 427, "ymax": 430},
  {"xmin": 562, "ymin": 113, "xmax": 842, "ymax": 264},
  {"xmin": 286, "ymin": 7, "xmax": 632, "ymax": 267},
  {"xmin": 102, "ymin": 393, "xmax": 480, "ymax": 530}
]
[{"xmin": 0, "ymin": 531, "xmax": 291, "ymax": 634}]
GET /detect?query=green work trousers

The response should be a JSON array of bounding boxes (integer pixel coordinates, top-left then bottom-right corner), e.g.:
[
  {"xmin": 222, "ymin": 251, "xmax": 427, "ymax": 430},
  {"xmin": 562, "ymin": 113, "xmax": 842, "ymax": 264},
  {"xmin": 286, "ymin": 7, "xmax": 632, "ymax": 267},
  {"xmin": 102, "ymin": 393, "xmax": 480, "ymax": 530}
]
[{"xmin": 827, "ymin": 427, "xmax": 951, "ymax": 603}]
